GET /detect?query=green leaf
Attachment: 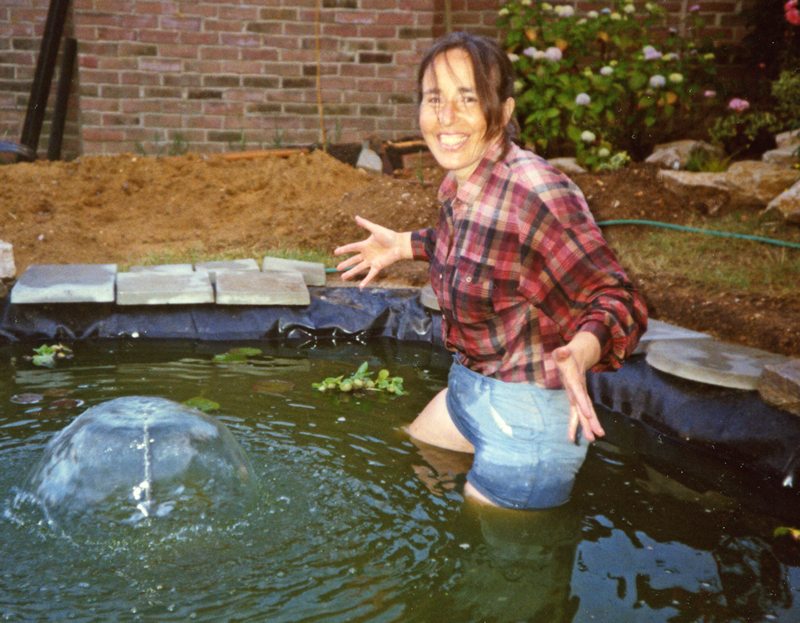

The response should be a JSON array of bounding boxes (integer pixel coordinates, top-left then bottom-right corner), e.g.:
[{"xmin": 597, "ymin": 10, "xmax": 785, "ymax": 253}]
[
  {"xmin": 628, "ymin": 71, "xmax": 647, "ymax": 90},
  {"xmin": 184, "ymin": 396, "xmax": 220, "ymax": 412},
  {"xmin": 213, "ymin": 347, "xmax": 262, "ymax": 363},
  {"xmin": 355, "ymin": 361, "xmax": 369, "ymax": 377}
]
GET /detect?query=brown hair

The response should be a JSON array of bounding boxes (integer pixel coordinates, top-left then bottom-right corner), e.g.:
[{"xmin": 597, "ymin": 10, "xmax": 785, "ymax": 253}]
[{"xmin": 417, "ymin": 32, "xmax": 517, "ymax": 156}]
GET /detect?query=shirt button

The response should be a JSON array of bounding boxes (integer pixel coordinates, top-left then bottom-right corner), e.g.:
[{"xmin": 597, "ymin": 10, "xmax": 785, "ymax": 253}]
[
  {"xmin": 465, "ymin": 276, "xmax": 472, "ymax": 283},
  {"xmin": 439, "ymin": 273, "xmax": 443, "ymax": 280}
]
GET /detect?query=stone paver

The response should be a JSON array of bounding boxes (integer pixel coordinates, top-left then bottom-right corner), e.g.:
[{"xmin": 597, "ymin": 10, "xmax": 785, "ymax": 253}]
[
  {"xmin": 215, "ymin": 270, "xmax": 310, "ymax": 306},
  {"xmin": 116, "ymin": 271, "xmax": 214, "ymax": 305},
  {"xmin": 262, "ymin": 256, "xmax": 326, "ymax": 286},
  {"xmin": 0, "ymin": 240, "xmax": 15, "ymax": 279},
  {"xmin": 196, "ymin": 259, "xmax": 259, "ymax": 284},
  {"xmin": 420, "ymin": 284, "xmax": 439, "ymax": 311},
  {"xmin": 634, "ymin": 319, "xmax": 711, "ymax": 354},
  {"xmin": 11, "ymin": 263, "xmax": 117, "ymax": 304},
  {"xmin": 646, "ymin": 338, "xmax": 790, "ymax": 390}
]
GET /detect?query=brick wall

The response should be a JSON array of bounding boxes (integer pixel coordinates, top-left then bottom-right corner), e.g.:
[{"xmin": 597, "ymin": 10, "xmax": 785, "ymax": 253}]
[{"xmin": 0, "ymin": 0, "xmax": 758, "ymax": 159}]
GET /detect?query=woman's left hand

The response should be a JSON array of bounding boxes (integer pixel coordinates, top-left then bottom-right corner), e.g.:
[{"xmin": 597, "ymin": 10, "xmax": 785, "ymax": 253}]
[{"xmin": 553, "ymin": 332, "xmax": 605, "ymax": 443}]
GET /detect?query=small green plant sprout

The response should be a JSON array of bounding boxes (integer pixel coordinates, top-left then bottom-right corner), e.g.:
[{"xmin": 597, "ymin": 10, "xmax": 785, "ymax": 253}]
[
  {"xmin": 25, "ymin": 343, "xmax": 73, "ymax": 368},
  {"xmin": 312, "ymin": 361, "xmax": 407, "ymax": 395},
  {"xmin": 183, "ymin": 396, "xmax": 221, "ymax": 413},
  {"xmin": 212, "ymin": 347, "xmax": 263, "ymax": 363}
]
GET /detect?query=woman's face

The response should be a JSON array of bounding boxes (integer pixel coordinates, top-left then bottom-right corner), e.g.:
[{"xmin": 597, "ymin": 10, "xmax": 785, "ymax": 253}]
[{"xmin": 419, "ymin": 49, "xmax": 494, "ymax": 185}]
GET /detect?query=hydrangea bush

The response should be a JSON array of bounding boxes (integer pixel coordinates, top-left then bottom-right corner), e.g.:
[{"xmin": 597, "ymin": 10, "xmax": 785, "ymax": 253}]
[{"xmin": 498, "ymin": 0, "xmax": 717, "ymax": 170}]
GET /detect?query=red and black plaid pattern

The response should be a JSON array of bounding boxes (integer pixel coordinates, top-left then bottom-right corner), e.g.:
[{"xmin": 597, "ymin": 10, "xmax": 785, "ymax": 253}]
[{"xmin": 411, "ymin": 142, "xmax": 647, "ymax": 388}]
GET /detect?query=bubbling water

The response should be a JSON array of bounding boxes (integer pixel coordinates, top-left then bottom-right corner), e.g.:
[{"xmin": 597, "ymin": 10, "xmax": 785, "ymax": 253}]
[{"xmin": 19, "ymin": 396, "xmax": 258, "ymax": 530}]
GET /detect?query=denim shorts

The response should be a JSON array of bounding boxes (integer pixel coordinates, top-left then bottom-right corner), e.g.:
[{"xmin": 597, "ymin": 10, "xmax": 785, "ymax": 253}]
[{"xmin": 446, "ymin": 358, "xmax": 588, "ymax": 510}]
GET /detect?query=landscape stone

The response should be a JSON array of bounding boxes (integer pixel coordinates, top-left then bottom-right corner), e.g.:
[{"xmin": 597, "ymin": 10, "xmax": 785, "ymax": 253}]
[
  {"xmin": 0, "ymin": 240, "xmax": 15, "ymax": 279},
  {"xmin": 215, "ymin": 270, "xmax": 310, "ymax": 306},
  {"xmin": 762, "ymin": 146, "xmax": 799, "ymax": 168},
  {"xmin": 758, "ymin": 359, "xmax": 800, "ymax": 416},
  {"xmin": 763, "ymin": 179, "xmax": 800, "ymax": 225},
  {"xmin": 776, "ymin": 129, "xmax": 800, "ymax": 150},
  {"xmin": 633, "ymin": 319, "xmax": 711, "ymax": 354},
  {"xmin": 262, "ymin": 256, "xmax": 326, "ymax": 286},
  {"xmin": 420, "ymin": 283, "xmax": 439, "ymax": 311},
  {"xmin": 116, "ymin": 271, "xmax": 214, "ymax": 305},
  {"xmin": 549, "ymin": 157, "xmax": 586, "ymax": 176},
  {"xmin": 645, "ymin": 338, "xmax": 790, "ymax": 390},
  {"xmin": 659, "ymin": 162, "xmax": 800, "ymax": 207},
  {"xmin": 10, "ymin": 263, "xmax": 117, "ymax": 304},
  {"xmin": 195, "ymin": 259, "xmax": 259, "ymax": 284},
  {"xmin": 646, "ymin": 139, "xmax": 724, "ymax": 170}
]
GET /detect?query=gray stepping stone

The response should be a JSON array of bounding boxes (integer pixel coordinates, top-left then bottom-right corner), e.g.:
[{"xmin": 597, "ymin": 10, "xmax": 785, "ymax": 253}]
[
  {"xmin": 128, "ymin": 263, "xmax": 195, "ymax": 275},
  {"xmin": 116, "ymin": 271, "xmax": 214, "ymax": 305},
  {"xmin": 196, "ymin": 259, "xmax": 259, "ymax": 284},
  {"xmin": 634, "ymin": 319, "xmax": 711, "ymax": 354},
  {"xmin": 215, "ymin": 270, "xmax": 310, "ymax": 306},
  {"xmin": 420, "ymin": 284, "xmax": 439, "ymax": 311},
  {"xmin": 646, "ymin": 338, "xmax": 790, "ymax": 390},
  {"xmin": 262, "ymin": 256, "xmax": 326, "ymax": 286},
  {"xmin": 11, "ymin": 263, "xmax": 117, "ymax": 304}
]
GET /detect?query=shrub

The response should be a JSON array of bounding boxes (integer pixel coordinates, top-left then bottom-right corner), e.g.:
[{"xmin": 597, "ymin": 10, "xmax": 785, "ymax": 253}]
[
  {"xmin": 498, "ymin": 0, "xmax": 718, "ymax": 168},
  {"xmin": 771, "ymin": 70, "xmax": 800, "ymax": 130},
  {"xmin": 708, "ymin": 104, "xmax": 779, "ymax": 158}
]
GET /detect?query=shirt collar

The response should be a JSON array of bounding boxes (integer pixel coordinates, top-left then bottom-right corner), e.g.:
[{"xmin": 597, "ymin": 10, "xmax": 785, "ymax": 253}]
[{"xmin": 436, "ymin": 139, "xmax": 509, "ymax": 207}]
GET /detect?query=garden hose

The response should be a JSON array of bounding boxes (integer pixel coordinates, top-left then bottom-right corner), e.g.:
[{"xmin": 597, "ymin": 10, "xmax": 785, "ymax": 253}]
[{"xmin": 595, "ymin": 219, "xmax": 800, "ymax": 250}]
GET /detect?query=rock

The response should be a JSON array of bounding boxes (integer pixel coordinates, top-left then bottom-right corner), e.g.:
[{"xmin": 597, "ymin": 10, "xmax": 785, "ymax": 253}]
[
  {"xmin": 762, "ymin": 146, "xmax": 799, "ymax": 167},
  {"xmin": 758, "ymin": 359, "xmax": 800, "ymax": 417},
  {"xmin": 763, "ymin": 179, "xmax": 800, "ymax": 225},
  {"xmin": 727, "ymin": 161, "xmax": 800, "ymax": 205},
  {"xmin": 645, "ymin": 139, "xmax": 724, "ymax": 170},
  {"xmin": 658, "ymin": 161, "xmax": 800, "ymax": 208},
  {"xmin": 548, "ymin": 157, "xmax": 586, "ymax": 176},
  {"xmin": 776, "ymin": 129, "xmax": 800, "ymax": 150},
  {"xmin": 0, "ymin": 240, "xmax": 16, "ymax": 279}
]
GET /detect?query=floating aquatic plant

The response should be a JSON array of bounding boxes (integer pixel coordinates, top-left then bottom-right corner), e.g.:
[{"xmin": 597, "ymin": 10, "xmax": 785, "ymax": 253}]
[
  {"xmin": 183, "ymin": 396, "xmax": 221, "ymax": 412},
  {"xmin": 212, "ymin": 347, "xmax": 263, "ymax": 363},
  {"xmin": 25, "ymin": 344, "xmax": 73, "ymax": 368},
  {"xmin": 312, "ymin": 361, "xmax": 406, "ymax": 395}
]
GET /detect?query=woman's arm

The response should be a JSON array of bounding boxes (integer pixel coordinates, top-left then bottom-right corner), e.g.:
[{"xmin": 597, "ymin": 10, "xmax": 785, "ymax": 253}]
[{"xmin": 334, "ymin": 215, "xmax": 414, "ymax": 288}]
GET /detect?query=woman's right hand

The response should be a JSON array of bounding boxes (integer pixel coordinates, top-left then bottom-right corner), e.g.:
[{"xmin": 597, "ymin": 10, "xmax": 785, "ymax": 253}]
[{"xmin": 334, "ymin": 215, "xmax": 412, "ymax": 288}]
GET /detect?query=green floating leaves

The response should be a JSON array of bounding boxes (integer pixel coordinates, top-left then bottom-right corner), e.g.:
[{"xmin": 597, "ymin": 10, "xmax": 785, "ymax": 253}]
[
  {"xmin": 25, "ymin": 343, "xmax": 74, "ymax": 368},
  {"xmin": 312, "ymin": 361, "xmax": 406, "ymax": 396},
  {"xmin": 213, "ymin": 347, "xmax": 263, "ymax": 363},
  {"xmin": 183, "ymin": 396, "xmax": 220, "ymax": 412},
  {"xmin": 774, "ymin": 526, "xmax": 800, "ymax": 541}
]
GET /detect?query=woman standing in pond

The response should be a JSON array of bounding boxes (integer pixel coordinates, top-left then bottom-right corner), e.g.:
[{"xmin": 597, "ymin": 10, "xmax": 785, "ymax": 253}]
[{"xmin": 335, "ymin": 32, "xmax": 647, "ymax": 510}]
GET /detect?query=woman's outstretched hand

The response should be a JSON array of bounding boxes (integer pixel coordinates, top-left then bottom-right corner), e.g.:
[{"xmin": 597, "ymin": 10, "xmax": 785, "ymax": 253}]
[
  {"xmin": 334, "ymin": 215, "xmax": 412, "ymax": 288},
  {"xmin": 553, "ymin": 332, "xmax": 605, "ymax": 444}
]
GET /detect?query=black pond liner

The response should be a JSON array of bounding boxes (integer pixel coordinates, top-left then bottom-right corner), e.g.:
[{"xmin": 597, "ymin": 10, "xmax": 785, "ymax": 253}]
[{"xmin": 2, "ymin": 285, "xmax": 799, "ymax": 519}]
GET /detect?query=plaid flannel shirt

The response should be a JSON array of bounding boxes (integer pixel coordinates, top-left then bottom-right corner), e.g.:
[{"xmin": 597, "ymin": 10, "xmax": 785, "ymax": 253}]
[{"xmin": 410, "ymin": 141, "xmax": 647, "ymax": 388}]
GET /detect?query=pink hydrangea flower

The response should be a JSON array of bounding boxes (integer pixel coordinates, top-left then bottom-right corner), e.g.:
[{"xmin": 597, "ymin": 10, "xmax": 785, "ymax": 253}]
[
  {"xmin": 728, "ymin": 97, "xmax": 750, "ymax": 113},
  {"xmin": 703, "ymin": 89, "xmax": 716, "ymax": 98}
]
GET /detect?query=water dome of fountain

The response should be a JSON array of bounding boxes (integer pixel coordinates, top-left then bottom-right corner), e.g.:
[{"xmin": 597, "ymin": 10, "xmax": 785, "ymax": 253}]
[{"xmin": 20, "ymin": 396, "xmax": 257, "ymax": 529}]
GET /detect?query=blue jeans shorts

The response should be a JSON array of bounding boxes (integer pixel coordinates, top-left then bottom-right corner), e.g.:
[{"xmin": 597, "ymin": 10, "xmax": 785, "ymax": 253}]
[{"xmin": 446, "ymin": 359, "xmax": 588, "ymax": 510}]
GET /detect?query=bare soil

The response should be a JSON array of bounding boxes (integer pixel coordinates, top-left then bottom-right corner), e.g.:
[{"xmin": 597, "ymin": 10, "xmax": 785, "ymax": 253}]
[{"xmin": 1, "ymin": 148, "xmax": 798, "ymax": 356}]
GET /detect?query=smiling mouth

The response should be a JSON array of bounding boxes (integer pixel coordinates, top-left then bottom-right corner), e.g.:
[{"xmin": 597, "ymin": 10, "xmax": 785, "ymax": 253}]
[{"xmin": 437, "ymin": 134, "xmax": 469, "ymax": 150}]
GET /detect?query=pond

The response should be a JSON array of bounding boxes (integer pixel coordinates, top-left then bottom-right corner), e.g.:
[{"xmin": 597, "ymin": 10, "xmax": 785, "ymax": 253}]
[{"xmin": 1, "ymin": 338, "xmax": 799, "ymax": 622}]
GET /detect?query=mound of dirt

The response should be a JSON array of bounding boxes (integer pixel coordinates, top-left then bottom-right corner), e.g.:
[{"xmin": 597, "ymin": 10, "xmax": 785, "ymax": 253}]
[{"xmin": 1, "ymin": 149, "xmax": 797, "ymax": 356}]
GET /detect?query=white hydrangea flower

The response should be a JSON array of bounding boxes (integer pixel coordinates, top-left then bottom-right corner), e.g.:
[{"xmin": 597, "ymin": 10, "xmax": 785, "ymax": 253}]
[
  {"xmin": 649, "ymin": 74, "xmax": 666, "ymax": 88},
  {"xmin": 498, "ymin": 7, "xmax": 509, "ymax": 16},
  {"xmin": 598, "ymin": 147, "xmax": 611, "ymax": 158},
  {"xmin": 575, "ymin": 92, "xmax": 591, "ymax": 106},
  {"xmin": 507, "ymin": 53, "xmax": 520, "ymax": 62},
  {"xmin": 555, "ymin": 5, "xmax": 575, "ymax": 17},
  {"xmin": 600, "ymin": 65, "xmax": 614, "ymax": 76},
  {"xmin": 624, "ymin": 4, "xmax": 635, "ymax": 13},
  {"xmin": 669, "ymin": 72, "xmax": 684, "ymax": 84},
  {"xmin": 587, "ymin": 10, "xmax": 599, "ymax": 18},
  {"xmin": 581, "ymin": 130, "xmax": 597, "ymax": 143}
]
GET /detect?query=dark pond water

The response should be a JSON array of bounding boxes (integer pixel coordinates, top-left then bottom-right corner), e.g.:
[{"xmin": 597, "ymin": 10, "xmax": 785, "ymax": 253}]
[{"xmin": 1, "ymin": 339, "xmax": 799, "ymax": 622}]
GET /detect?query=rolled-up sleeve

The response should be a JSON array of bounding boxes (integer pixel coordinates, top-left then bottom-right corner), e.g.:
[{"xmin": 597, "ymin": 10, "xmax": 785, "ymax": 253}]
[
  {"xmin": 410, "ymin": 227, "xmax": 436, "ymax": 262},
  {"xmin": 518, "ymin": 189, "xmax": 647, "ymax": 372}
]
